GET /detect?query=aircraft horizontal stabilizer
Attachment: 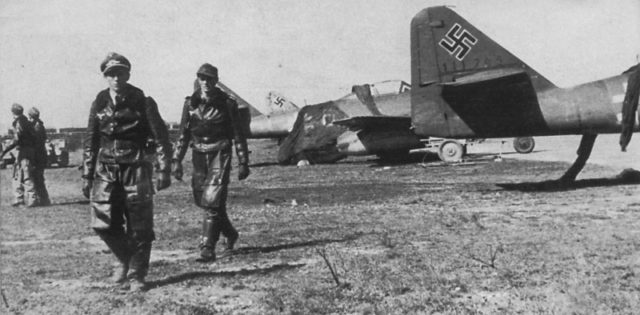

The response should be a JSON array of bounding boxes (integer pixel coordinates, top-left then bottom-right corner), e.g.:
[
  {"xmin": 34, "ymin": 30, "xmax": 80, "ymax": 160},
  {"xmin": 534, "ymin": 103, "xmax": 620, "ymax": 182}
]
[
  {"xmin": 439, "ymin": 69, "xmax": 548, "ymax": 137},
  {"xmin": 333, "ymin": 116, "xmax": 411, "ymax": 131},
  {"xmin": 442, "ymin": 68, "xmax": 526, "ymax": 86}
]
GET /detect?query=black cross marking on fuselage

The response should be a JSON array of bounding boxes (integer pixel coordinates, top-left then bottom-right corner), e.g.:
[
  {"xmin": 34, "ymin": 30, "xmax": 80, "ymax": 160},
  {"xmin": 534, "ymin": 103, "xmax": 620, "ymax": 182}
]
[{"xmin": 439, "ymin": 23, "xmax": 477, "ymax": 61}]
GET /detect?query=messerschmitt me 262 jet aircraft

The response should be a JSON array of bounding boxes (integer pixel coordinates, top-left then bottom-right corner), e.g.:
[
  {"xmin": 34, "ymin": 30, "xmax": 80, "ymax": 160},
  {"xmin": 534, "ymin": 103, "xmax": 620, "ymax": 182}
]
[
  {"xmin": 224, "ymin": 5, "xmax": 636, "ymax": 169},
  {"xmin": 220, "ymin": 78, "xmax": 430, "ymax": 164},
  {"xmin": 409, "ymin": 6, "xmax": 640, "ymax": 182},
  {"xmin": 226, "ymin": 65, "xmax": 533, "ymax": 165}
]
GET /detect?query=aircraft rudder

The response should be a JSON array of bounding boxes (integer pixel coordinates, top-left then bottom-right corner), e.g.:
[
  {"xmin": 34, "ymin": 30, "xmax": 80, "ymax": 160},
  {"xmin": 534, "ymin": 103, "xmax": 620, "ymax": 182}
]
[
  {"xmin": 411, "ymin": 6, "xmax": 555, "ymax": 91},
  {"xmin": 265, "ymin": 91, "xmax": 299, "ymax": 114}
]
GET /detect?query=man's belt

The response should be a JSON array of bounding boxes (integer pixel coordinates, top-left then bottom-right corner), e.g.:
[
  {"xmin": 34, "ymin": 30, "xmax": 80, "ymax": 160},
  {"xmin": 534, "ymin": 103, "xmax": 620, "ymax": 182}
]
[
  {"xmin": 101, "ymin": 139, "xmax": 145, "ymax": 151},
  {"xmin": 192, "ymin": 134, "xmax": 230, "ymax": 143},
  {"xmin": 191, "ymin": 138, "xmax": 230, "ymax": 152}
]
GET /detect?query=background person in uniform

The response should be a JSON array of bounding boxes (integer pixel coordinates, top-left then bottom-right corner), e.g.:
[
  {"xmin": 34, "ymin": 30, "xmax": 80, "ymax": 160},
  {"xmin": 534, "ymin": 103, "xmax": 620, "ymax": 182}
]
[
  {"xmin": 28, "ymin": 107, "xmax": 51, "ymax": 206},
  {"xmin": 172, "ymin": 63, "xmax": 250, "ymax": 263},
  {"xmin": 1, "ymin": 103, "xmax": 37, "ymax": 207},
  {"xmin": 82, "ymin": 52, "xmax": 172, "ymax": 291}
]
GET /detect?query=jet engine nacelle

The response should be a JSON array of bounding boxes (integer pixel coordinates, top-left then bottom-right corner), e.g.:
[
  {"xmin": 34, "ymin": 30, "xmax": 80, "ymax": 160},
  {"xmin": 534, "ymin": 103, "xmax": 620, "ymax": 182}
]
[{"xmin": 336, "ymin": 129, "xmax": 423, "ymax": 156}]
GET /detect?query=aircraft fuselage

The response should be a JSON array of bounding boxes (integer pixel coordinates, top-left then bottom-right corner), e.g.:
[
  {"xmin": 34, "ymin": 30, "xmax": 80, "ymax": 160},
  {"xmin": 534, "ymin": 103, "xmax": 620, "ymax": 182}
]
[{"xmin": 412, "ymin": 73, "xmax": 635, "ymax": 139}]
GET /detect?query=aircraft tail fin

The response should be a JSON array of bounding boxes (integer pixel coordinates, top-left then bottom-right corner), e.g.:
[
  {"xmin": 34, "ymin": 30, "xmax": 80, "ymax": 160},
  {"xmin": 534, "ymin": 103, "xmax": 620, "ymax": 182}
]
[
  {"xmin": 216, "ymin": 81, "xmax": 264, "ymax": 117},
  {"xmin": 265, "ymin": 91, "xmax": 299, "ymax": 115},
  {"xmin": 411, "ymin": 6, "xmax": 556, "ymax": 91}
]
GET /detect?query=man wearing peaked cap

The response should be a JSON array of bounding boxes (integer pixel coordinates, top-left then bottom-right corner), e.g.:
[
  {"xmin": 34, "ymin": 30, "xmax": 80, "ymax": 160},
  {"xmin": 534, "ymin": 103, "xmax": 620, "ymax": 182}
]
[
  {"xmin": 27, "ymin": 107, "xmax": 51, "ymax": 206},
  {"xmin": 172, "ymin": 63, "xmax": 249, "ymax": 263},
  {"xmin": 1, "ymin": 103, "xmax": 38, "ymax": 207},
  {"xmin": 100, "ymin": 52, "xmax": 131, "ymax": 74},
  {"xmin": 82, "ymin": 52, "xmax": 172, "ymax": 292}
]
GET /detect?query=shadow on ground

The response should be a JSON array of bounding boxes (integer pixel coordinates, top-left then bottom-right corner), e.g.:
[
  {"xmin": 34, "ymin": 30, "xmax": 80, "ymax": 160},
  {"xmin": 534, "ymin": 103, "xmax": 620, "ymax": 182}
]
[
  {"xmin": 147, "ymin": 262, "xmax": 305, "ymax": 289},
  {"xmin": 230, "ymin": 233, "xmax": 363, "ymax": 256},
  {"xmin": 231, "ymin": 183, "xmax": 436, "ymax": 206},
  {"xmin": 498, "ymin": 169, "xmax": 640, "ymax": 192},
  {"xmin": 147, "ymin": 234, "xmax": 362, "ymax": 289}
]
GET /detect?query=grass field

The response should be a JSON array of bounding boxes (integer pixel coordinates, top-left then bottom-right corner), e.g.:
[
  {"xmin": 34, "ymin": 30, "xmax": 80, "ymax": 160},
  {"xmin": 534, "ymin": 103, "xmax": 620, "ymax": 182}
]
[{"xmin": 2, "ymin": 139, "xmax": 640, "ymax": 314}]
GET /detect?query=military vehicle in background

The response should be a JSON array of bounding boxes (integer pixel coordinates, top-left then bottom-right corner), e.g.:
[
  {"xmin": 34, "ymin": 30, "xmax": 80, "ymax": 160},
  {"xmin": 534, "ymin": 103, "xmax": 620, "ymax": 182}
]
[
  {"xmin": 45, "ymin": 138, "xmax": 70, "ymax": 167},
  {"xmin": 0, "ymin": 137, "xmax": 16, "ymax": 169},
  {"xmin": 0, "ymin": 136, "xmax": 70, "ymax": 169},
  {"xmin": 0, "ymin": 138, "xmax": 16, "ymax": 169}
]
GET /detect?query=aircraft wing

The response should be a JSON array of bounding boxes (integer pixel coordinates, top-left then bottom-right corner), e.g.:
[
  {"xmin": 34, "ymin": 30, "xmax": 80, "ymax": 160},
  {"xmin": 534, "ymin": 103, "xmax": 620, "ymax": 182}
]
[{"xmin": 332, "ymin": 116, "xmax": 411, "ymax": 131}]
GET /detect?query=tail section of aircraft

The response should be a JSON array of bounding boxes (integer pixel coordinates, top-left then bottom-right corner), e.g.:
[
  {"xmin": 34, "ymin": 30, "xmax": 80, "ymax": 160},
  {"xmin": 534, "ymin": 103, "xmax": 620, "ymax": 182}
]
[
  {"xmin": 216, "ymin": 82, "xmax": 300, "ymax": 118},
  {"xmin": 265, "ymin": 91, "xmax": 299, "ymax": 116},
  {"xmin": 410, "ymin": 6, "xmax": 555, "ymax": 91},
  {"xmin": 213, "ymin": 83, "xmax": 301, "ymax": 139},
  {"xmin": 216, "ymin": 81, "xmax": 264, "ymax": 117}
]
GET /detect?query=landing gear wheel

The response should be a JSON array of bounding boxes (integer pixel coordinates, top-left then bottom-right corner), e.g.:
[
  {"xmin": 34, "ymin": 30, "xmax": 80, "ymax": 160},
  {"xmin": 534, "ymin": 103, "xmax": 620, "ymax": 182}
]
[
  {"xmin": 513, "ymin": 137, "xmax": 535, "ymax": 154},
  {"xmin": 438, "ymin": 140, "xmax": 464, "ymax": 162}
]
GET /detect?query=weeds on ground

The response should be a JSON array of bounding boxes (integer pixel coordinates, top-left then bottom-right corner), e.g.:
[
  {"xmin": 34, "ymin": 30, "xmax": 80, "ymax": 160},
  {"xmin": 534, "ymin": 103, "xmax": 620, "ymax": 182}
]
[{"xmin": 262, "ymin": 243, "xmax": 473, "ymax": 314}]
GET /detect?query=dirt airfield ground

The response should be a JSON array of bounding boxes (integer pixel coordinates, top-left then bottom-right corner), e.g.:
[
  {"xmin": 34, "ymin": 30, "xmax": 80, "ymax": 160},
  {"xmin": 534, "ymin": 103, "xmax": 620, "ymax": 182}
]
[{"xmin": 2, "ymin": 134, "xmax": 640, "ymax": 314}]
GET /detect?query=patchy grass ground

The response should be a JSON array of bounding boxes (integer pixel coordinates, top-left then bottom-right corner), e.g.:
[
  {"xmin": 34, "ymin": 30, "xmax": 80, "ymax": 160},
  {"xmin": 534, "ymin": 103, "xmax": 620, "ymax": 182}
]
[{"xmin": 2, "ymin": 139, "xmax": 640, "ymax": 314}]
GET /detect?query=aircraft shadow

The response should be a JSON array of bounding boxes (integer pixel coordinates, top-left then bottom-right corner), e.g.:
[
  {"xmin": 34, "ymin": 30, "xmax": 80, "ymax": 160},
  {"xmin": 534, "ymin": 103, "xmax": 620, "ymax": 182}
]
[
  {"xmin": 249, "ymin": 161, "xmax": 280, "ymax": 168},
  {"xmin": 372, "ymin": 151, "xmax": 441, "ymax": 166},
  {"xmin": 52, "ymin": 200, "xmax": 90, "ymax": 206},
  {"xmin": 497, "ymin": 171, "xmax": 640, "ymax": 192}
]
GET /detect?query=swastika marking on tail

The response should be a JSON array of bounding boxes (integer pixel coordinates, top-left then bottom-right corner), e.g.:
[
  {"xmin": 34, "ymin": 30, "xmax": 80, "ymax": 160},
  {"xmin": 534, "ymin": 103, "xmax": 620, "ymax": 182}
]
[{"xmin": 439, "ymin": 23, "xmax": 478, "ymax": 61}]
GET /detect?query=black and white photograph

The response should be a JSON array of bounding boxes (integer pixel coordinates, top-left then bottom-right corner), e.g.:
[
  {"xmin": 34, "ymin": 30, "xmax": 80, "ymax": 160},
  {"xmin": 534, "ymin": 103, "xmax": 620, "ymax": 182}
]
[{"xmin": 1, "ymin": 0, "xmax": 639, "ymax": 313}]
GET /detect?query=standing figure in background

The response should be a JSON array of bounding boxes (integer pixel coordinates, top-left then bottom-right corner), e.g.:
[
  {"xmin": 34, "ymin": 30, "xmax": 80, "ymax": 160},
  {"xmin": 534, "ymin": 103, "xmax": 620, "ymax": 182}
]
[
  {"xmin": 1, "ymin": 103, "xmax": 37, "ymax": 207},
  {"xmin": 172, "ymin": 63, "xmax": 250, "ymax": 263},
  {"xmin": 82, "ymin": 52, "xmax": 172, "ymax": 292},
  {"xmin": 28, "ymin": 107, "xmax": 51, "ymax": 206}
]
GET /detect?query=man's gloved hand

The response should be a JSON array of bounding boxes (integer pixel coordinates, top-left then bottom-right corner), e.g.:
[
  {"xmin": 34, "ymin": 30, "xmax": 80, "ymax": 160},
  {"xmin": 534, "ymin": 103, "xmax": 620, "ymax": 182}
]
[
  {"xmin": 82, "ymin": 178, "xmax": 93, "ymax": 199},
  {"xmin": 172, "ymin": 160, "xmax": 183, "ymax": 181},
  {"xmin": 156, "ymin": 171, "xmax": 171, "ymax": 191},
  {"xmin": 238, "ymin": 164, "xmax": 250, "ymax": 180}
]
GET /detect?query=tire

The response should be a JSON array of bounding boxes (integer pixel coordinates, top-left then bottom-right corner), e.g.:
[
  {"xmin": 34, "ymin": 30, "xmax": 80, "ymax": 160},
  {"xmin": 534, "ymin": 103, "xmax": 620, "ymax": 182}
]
[
  {"xmin": 438, "ymin": 140, "xmax": 464, "ymax": 162},
  {"xmin": 513, "ymin": 137, "xmax": 535, "ymax": 154}
]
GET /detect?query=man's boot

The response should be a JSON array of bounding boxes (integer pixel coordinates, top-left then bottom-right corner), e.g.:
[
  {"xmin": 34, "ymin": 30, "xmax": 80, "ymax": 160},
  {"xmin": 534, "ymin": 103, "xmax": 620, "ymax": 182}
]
[
  {"xmin": 97, "ymin": 230, "xmax": 131, "ymax": 284},
  {"xmin": 35, "ymin": 169, "xmax": 51, "ymax": 206},
  {"xmin": 128, "ymin": 241, "xmax": 152, "ymax": 292},
  {"xmin": 196, "ymin": 217, "xmax": 219, "ymax": 263},
  {"xmin": 220, "ymin": 211, "xmax": 238, "ymax": 251},
  {"xmin": 39, "ymin": 187, "xmax": 51, "ymax": 206}
]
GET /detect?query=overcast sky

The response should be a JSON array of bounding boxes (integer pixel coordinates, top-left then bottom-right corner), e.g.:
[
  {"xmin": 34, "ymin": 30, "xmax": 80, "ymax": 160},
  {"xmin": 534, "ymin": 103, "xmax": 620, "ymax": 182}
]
[{"xmin": 0, "ymin": 0, "xmax": 638, "ymax": 131}]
